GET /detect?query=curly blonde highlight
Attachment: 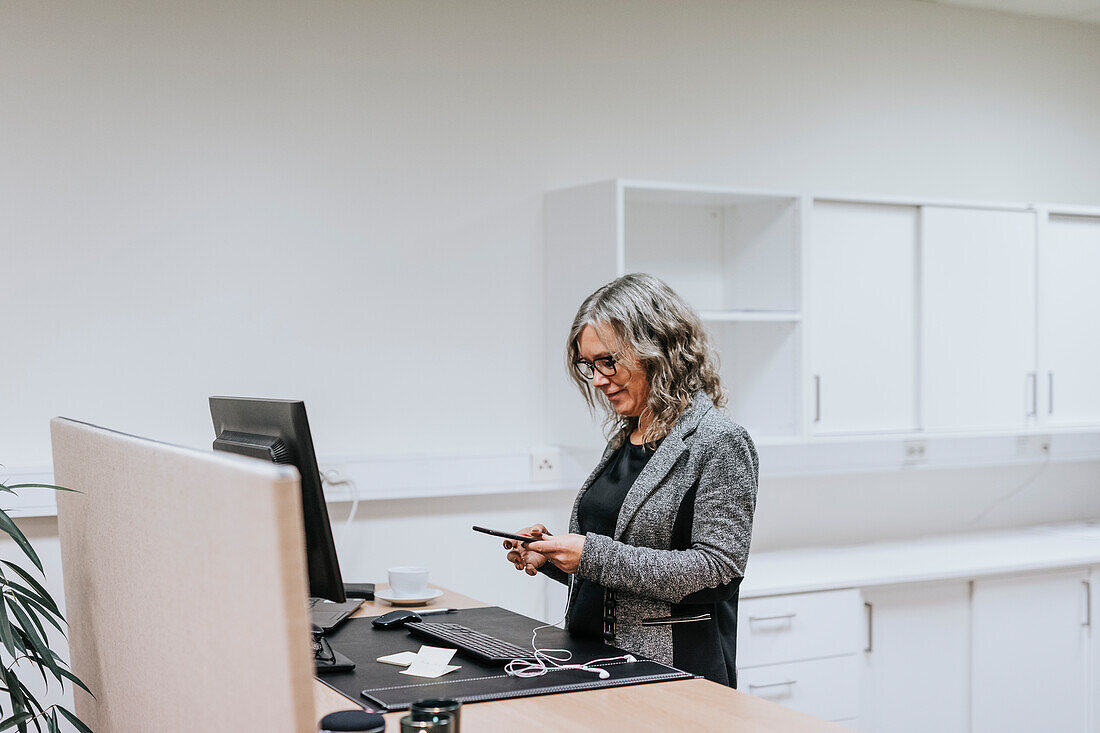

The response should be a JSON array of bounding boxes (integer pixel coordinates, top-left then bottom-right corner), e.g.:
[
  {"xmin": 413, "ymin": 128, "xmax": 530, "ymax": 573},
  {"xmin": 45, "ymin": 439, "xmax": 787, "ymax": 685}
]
[{"xmin": 566, "ymin": 273, "xmax": 726, "ymax": 446}]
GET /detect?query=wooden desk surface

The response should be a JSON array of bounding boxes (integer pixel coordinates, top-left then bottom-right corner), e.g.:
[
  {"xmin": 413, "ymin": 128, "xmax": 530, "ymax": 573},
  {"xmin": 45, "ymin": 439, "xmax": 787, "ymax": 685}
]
[{"xmin": 314, "ymin": 586, "xmax": 851, "ymax": 732}]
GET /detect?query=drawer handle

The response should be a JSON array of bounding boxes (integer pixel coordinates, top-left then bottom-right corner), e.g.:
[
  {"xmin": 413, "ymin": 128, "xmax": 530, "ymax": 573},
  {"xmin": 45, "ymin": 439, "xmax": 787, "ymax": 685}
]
[
  {"xmin": 748, "ymin": 613, "xmax": 797, "ymax": 623},
  {"xmin": 749, "ymin": 680, "xmax": 797, "ymax": 692}
]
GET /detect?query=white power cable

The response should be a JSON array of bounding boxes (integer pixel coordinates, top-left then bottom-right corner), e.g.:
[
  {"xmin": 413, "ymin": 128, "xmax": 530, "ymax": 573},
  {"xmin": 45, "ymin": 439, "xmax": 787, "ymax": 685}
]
[
  {"xmin": 320, "ymin": 469, "xmax": 361, "ymax": 553},
  {"xmin": 969, "ymin": 450, "xmax": 1052, "ymax": 526}
]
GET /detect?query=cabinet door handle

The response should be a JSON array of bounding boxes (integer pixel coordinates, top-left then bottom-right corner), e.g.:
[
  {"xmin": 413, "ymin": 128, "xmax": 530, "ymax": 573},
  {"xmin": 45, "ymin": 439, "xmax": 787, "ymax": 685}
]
[
  {"xmin": 1048, "ymin": 372, "xmax": 1054, "ymax": 415},
  {"xmin": 748, "ymin": 613, "xmax": 797, "ymax": 623},
  {"xmin": 813, "ymin": 375, "xmax": 821, "ymax": 423},
  {"xmin": 1027, "ymin": 372, "xmax": 1037, "ymax": 417},
  {"xmin": 865, "ymin": 601, "xmax": 873, "ymax": 652},
  {"xmin": 748, "ymin": 680, "xmax": 797, "ymax": 692},
  {"xmin": 1084, "ymin": 580, "xmax": 1092, "ymax": 628}
]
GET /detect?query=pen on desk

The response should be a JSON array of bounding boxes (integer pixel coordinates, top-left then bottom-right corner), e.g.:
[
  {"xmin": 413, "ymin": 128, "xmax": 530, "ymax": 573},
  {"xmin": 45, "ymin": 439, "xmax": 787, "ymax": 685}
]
[{"xmin": 416, "ymin": 607, "xmax": 457, "ymax": 616}]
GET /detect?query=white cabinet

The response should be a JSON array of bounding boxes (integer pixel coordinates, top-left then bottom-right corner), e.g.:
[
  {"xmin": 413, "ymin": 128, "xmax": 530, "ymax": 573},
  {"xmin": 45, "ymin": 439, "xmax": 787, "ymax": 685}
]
[
  {"xmin": 739, "ymin": 656, "xmax": 859, "ymax": 723},
  {"xmin": 808, "ymin": 201, "xmax": 918, "ymax": 435},
  {"xmin": 1041, "ymin": 214, "xmax": 1100, "ymax": 427},
  {"xmin": 971, "ymin": 569, "xmax": 1091, "ymax": 733},
  {"xmin": 921, "ymin": 207, "xmax": 1038, "ymax": 431},
  {"xmin": 859, "ymin": 582, "xmax": 970, "ymax": 733},
  {"xmin": 737, "ymin": 589, "xmax": 862, "ymax": 724}
]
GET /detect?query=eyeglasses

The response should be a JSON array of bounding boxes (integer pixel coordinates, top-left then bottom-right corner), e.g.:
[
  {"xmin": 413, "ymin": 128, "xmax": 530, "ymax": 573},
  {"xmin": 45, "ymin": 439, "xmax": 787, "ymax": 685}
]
[{"xmin": 574, "ymin": 353, "xmax": 619, "ymax": 380}]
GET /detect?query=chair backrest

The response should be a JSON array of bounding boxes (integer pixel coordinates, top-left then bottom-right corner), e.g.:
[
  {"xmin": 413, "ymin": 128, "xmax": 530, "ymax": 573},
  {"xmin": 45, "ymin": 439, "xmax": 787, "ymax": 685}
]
[{"xmin": 51, "ymin": 417, "xmax": 316, "ymax": 733}]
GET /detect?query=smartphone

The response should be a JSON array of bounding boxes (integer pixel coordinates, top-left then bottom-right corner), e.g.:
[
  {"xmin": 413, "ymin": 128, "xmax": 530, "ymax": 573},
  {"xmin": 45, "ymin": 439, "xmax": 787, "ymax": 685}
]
[{"xmin": 472, "ymin": 525, "xmax": 551, "ymax": 543}]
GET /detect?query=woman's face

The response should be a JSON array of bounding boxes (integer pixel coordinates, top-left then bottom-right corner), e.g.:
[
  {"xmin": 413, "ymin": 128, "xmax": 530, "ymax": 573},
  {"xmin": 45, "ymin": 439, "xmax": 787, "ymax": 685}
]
[{"xmin": 577, "ymin": 325, "xmax": 649, "ymax": 419}]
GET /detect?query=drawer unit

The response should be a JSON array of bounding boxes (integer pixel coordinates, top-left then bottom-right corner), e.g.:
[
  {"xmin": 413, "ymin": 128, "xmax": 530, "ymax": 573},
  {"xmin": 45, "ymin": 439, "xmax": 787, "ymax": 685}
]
[
  {"xmin": 738, "ymin": 655, "xmax": 860, "ymax": 722},
  {"xmin": 737, "ymin": 588, "xmax": 862, "ymax": 668}
]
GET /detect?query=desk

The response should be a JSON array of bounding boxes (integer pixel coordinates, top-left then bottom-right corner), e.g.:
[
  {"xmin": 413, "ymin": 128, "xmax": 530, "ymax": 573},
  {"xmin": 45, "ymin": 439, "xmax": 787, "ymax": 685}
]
[{"xmin": 314, "ymin": 586, "xmax": 851, "ymax": 732}]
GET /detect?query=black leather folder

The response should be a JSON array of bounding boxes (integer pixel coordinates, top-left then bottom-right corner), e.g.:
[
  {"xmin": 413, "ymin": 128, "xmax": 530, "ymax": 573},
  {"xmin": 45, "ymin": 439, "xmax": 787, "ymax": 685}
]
[{"xmin": 317, "ymin": 605, "xmax": 694, "ymax": 711}]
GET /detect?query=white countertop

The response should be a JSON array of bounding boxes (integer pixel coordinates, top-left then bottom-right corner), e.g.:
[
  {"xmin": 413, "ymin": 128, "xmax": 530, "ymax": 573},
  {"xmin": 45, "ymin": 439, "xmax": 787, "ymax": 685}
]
[{"xmin": 741, "ymin": 523, "xmax": 1100, "ymax": 598}]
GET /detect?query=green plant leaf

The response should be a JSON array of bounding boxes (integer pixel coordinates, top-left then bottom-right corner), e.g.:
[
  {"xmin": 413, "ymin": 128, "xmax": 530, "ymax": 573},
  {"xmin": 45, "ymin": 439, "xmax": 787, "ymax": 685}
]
[
  {"xmin": 52, "ymin": 666, "xmax": 93, "ymax": 700},
  {"xmin": 9, "ymin": 630, "xmax": 48, "ymax": 688},
  {"xmin": 1, "ymin": 485, "xmax": 77, "ymax": 494},
  {"xmin": 6, "ymin": 592, "xmax": 64, "ymax": 637},
  {"xmin": 0, "ymin": 511, "xmax": 42, "ymax": 573},
  {"xmin": 55, "ymin": 708, "xmax": 93, "ymax": 733},
  {"xmin": 46, "ymin": 711, "xmax": 58, "ymax": 733},
  {"xmin": 6, "ymin": 601, "xmax": 60, "ymax": 683},
  {"xmin": 0, "ymin": 578, "xmax": 57, "ymax": 617},
  {"xmin": 11, "ymin": 681, "xmax": 44, "ymax": 733},
  {"xmin": 0, "ymin": 589, "xmax": 19, "ymax": 658},
  {"xmin": 0, "ymin": 563, "xmax": 61, "ymax": 617},
  {"xmin": 0, "ymin": 713, "xmax": 33, "ymax": 732},
  {"xmin": 7, "ymin": 675, "xmax": 25, "ymax": 717},
  {"xmin": 7, "ymin": 597, "xmax": 48, "ymax": 654}
]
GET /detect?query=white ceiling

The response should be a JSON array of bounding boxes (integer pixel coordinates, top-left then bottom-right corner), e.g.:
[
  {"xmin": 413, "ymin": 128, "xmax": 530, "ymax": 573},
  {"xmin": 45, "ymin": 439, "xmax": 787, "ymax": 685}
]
[{"xmin": 924, "ymin": 0, "xmax": 1100, "ymax": 25}]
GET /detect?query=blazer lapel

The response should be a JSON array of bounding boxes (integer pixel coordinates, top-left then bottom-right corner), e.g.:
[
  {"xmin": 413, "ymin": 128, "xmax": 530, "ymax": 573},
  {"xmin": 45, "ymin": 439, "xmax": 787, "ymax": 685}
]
[{"xmin": 613, "ymin": 392, "xmax": 714, "ymax": 541}]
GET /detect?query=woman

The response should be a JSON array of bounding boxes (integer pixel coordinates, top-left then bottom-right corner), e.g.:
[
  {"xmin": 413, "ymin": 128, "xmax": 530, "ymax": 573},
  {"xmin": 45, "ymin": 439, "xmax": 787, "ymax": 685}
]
[{"xmin": 504, "ymin": 273, "xmax": 758, "ymax": 686}]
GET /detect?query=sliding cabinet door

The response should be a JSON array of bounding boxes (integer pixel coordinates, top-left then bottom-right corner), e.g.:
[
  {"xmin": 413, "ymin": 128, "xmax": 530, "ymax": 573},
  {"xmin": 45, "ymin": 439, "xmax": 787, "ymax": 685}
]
[
  {"xmin": 921, "ymin": 207, "xmax": 1036, "ymax": 431},
  {"xmin": 1042, "ymin": 215, "xmax": 1100, "ymax": 426},
  {"xmin": 809, "ymin": 201, "xmax": 917, "ymax": 434}
]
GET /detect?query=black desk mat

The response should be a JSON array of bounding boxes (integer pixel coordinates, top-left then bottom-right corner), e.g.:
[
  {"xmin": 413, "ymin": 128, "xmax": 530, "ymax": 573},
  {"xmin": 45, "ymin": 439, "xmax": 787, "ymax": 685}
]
[{"xmin": 317, "ymin": 606, "xmax": 694, "ymax": 712}]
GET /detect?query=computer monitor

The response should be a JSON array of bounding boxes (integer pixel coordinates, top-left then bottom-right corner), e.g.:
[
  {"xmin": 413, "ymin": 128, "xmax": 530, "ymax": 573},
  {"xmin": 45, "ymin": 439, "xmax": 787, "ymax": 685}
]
[{"xmin": 209, "ymin": 396, "xmax": 346, "ymax": 603}]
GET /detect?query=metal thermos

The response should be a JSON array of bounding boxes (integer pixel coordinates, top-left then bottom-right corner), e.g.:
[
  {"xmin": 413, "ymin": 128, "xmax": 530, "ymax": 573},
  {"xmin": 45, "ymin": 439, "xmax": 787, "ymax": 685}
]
[{"xmin": 409, "ymin": 697, "xmax": 462, "ymax": 733}]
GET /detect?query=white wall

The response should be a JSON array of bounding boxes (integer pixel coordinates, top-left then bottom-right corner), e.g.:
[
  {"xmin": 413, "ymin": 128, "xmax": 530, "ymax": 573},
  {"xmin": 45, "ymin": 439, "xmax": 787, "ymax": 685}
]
[
  {"xmin": 2, "ymin": 0, "xmax": 1100, "ymax": 654},
  {"xmin": 4, "ymin": 0, "xmax": 1100, "ymax": 463}
]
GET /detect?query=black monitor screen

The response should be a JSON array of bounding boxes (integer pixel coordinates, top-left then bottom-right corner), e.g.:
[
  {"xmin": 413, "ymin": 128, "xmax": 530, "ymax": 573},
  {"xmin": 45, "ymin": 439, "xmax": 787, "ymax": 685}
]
[{"xmin": 209, "ymin": 396, "xmax": 345, "ymax": 603}]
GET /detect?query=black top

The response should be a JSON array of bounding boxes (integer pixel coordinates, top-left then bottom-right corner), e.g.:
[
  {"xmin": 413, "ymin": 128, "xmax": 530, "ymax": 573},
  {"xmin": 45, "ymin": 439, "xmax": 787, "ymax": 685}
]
[{"xmin": 571, "ymin": 438, "xmax": 659, "ymax": 640}]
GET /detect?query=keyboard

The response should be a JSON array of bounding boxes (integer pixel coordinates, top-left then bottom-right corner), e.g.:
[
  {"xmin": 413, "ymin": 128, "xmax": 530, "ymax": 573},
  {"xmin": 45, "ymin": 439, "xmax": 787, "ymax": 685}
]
[{"xmin": 405, "ymin": 622, "xmax": 535, "ymax": 665}]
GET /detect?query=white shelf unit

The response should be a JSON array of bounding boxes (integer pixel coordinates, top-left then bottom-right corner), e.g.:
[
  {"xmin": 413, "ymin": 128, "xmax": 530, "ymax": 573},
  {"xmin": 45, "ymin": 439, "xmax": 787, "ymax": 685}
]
[
  {"xmin": 544, "ymin": 180, "xmax": 803, "ymax": 448},
  {"xmin": 544, "ymin": 180, "xmax": 1100, "ymax": 468}
]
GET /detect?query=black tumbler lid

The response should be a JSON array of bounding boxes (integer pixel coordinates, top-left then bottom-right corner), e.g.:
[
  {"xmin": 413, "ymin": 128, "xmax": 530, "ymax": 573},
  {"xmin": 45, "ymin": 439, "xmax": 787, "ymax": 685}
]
[{"xmin": 319, "ymin": 709, "xmax": 386, "ymax": 732}]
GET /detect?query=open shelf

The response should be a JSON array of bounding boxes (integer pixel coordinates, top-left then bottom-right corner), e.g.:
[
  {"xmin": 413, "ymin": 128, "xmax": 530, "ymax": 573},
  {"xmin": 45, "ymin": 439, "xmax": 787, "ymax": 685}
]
[{"xmin": 622, "ymin": 184, "xmax": 801, "ymax": 314}]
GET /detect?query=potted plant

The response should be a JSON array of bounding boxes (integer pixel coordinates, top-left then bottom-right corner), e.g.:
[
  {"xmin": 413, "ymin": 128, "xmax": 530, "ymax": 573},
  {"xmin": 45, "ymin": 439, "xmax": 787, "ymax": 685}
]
[{"xmin": 0, "ymin": 477, "xmax": 91, "ymax": 733}]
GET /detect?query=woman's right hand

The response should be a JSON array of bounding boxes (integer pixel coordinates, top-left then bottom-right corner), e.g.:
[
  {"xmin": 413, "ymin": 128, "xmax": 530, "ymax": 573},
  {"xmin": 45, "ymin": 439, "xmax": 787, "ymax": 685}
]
[{"xmin": 503, "ymin": 524, "xmax": 550, "ymax": 576}]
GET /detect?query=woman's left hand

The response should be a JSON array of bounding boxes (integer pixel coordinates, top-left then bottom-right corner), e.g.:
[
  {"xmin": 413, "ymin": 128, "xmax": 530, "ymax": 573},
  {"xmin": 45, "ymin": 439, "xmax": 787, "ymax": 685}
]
[{"xmin": 526, "ymin": 534, "xmax": 586, "ymax": 574}]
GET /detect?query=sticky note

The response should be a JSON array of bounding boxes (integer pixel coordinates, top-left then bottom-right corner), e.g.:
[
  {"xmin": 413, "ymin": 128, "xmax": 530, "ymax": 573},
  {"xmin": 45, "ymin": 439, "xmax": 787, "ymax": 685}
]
[
  {"xmin": 400, "ymin": 662, "xmax": 462, "ymax": 678},
  {"xmin": 376, "ymin": 651, "xmax": 420, "ymax": 667},
  {"xmin": 397, "ymin": 645, "xmax": 461, "ymax": 678}
]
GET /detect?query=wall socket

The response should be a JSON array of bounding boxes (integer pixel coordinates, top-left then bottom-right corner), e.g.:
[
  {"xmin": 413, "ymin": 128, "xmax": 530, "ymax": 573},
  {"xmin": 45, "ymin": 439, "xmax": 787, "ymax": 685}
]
[
  {"xmin": 531, "ymin": 448, "xmax": 561, "ymax": 482},
  {"xmin": 1016, "ymin": 434, "xmax": 1052, "ymax": 457},
  {"xmin": 902, "ymin": 439, "xmax": 927, "ymax": 465}
]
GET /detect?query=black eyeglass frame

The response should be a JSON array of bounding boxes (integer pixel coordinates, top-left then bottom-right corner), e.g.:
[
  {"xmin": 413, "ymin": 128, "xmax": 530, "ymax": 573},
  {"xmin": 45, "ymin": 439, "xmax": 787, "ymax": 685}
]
[{"xmin": 574, "ymin": 353, "xmax": 619, "ymax": 380}]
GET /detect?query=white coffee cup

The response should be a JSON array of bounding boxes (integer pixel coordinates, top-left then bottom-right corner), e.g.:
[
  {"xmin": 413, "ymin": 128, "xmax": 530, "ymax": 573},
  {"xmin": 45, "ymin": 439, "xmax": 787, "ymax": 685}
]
[{"xmin": 388, "ymin": 566, "xmax": 430, "ymax": 598}]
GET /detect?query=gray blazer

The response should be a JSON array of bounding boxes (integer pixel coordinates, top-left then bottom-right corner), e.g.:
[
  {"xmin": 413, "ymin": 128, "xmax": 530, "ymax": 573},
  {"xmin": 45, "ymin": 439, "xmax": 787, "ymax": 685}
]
[{"xmin": 544, "ymin": 391, "xmax": 758, "ymax": 674}]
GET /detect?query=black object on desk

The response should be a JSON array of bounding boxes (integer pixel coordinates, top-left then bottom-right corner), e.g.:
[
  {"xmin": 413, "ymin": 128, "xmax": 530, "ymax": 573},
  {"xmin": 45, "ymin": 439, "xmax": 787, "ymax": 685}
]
[
  {"xmin": 319, "ymin": 710, "xmax": 386, "ymax": 732},
  {"xmin": 345, "ymin": 583, "xmax": 376, "ymax": 600},
  {"xmin": 316, "ymin": 606, "xmax": 694, "ymax": 712}
]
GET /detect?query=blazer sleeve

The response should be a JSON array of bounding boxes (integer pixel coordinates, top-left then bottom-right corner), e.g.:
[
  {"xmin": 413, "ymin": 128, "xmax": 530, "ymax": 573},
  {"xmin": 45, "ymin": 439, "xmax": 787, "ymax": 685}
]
[
  {"xmin": 538, "ymin": 562, "xmax": 570, "ymax": 585},
  {"xmin": 576, "ymin": 426, "xmax": 758, "ymax": 604}
]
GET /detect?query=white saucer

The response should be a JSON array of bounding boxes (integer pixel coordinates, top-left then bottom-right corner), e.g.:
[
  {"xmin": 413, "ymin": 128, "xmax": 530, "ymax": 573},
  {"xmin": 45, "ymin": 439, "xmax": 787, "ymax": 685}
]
[{"xmin": 375, "ymin": 588, "xmax": 444, "ymax": 606}]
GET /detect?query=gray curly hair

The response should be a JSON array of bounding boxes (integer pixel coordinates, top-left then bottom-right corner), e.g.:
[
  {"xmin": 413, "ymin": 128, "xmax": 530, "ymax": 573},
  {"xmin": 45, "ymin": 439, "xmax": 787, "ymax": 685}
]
[{"xmin": 566, "ymin": 273, "xmax": 726, "ymax": 446}]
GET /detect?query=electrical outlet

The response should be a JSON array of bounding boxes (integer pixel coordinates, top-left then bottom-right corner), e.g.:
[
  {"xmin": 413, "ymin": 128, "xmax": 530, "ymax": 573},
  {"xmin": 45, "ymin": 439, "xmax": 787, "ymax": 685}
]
[
  {"xmin": 902, "ymin": 439, "xmax": 927, "ymax": 465},
  {"xmin": 1016, "ymin": 434, "xmax": 1052, "ymax": 457},
  {"xmin": 530, "ymin": 448, "xmax": 561, "ymax": 483}
]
